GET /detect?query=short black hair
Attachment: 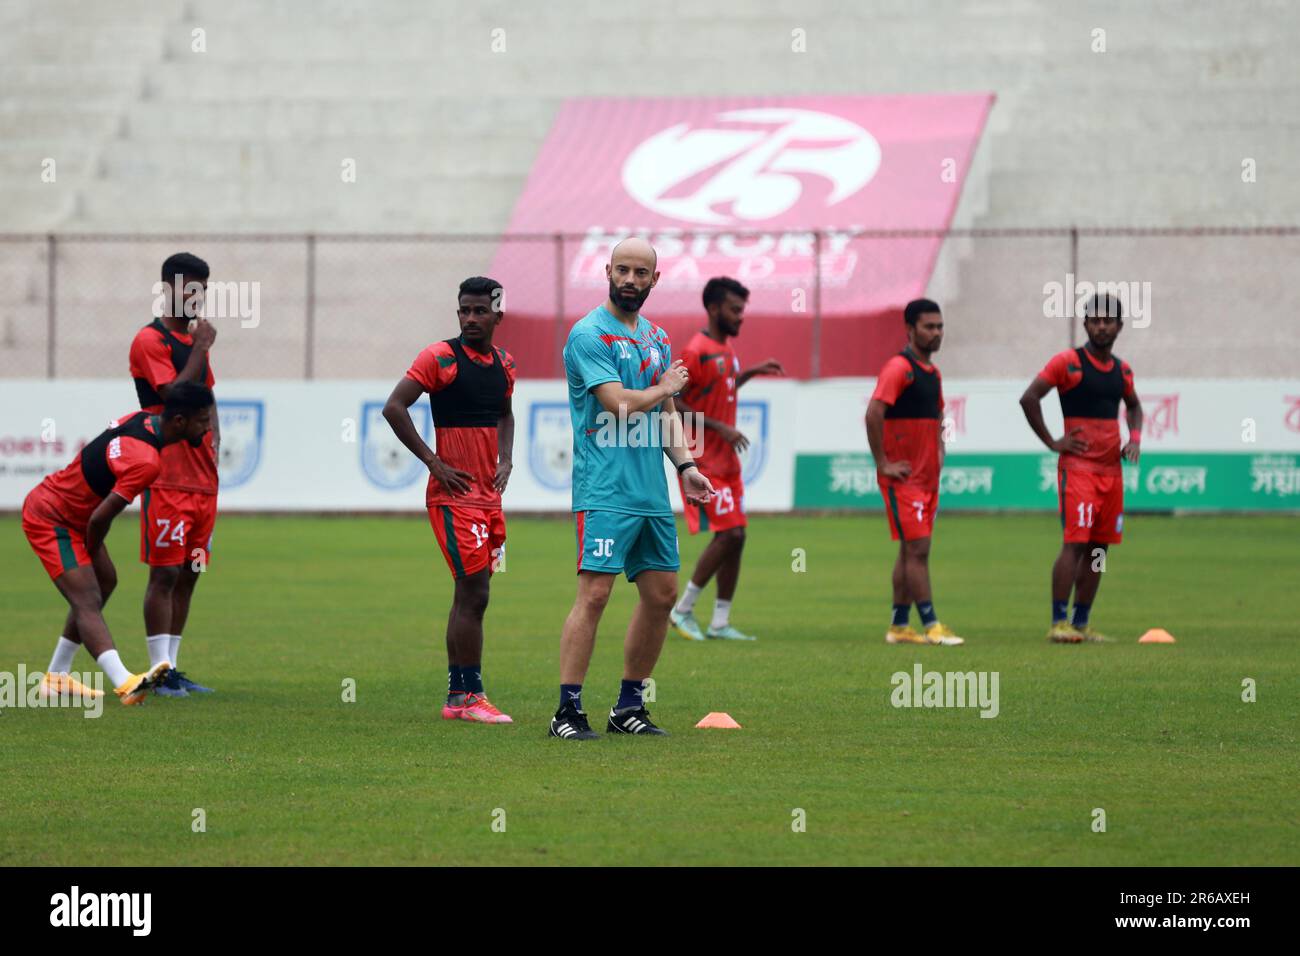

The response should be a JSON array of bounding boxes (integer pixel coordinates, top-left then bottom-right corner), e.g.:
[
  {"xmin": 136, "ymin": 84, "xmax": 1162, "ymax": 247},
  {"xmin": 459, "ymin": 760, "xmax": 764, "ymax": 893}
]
[
  {"xmin": 162, "ymin": 383, "xmax": 215, "ymax": 419},
  {"xmin": 1083, "ymin": 292, "xmax": 1124, "ymax": 321},
  {"xmin": 161, "ymin": 252, "xmax": 209, "ymax": 283},
  {"xmin": 904, "ymin": 298, "xmax": 941, "ymax": 327},
  {"xmin": 458, "ymin": 276, "xmax": 503, "ymax": 307},
  {"xmin": 702, "ymin": 276, "xmax": 750, "ymax": 310}
]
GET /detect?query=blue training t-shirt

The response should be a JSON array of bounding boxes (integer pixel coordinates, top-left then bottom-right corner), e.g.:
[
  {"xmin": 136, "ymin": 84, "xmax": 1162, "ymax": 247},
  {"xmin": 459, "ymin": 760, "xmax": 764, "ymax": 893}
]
[{"xmin": 564, "ymin": 305, "xmax": 674, "ymax": 516}]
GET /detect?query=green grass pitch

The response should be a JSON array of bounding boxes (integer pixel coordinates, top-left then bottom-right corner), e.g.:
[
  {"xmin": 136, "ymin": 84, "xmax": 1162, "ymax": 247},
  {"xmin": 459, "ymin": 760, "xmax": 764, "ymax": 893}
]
[{"xmin": 1, "ymin": 513, "xmax": 1296, "ymax": 866}]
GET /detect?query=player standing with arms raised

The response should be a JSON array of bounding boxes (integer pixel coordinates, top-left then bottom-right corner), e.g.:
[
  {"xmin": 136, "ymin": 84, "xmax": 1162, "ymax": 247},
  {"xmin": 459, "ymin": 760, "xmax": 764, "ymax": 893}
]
[
  {"xmin": 26, "ymin": 385, "xmax": 215, "ymax": 704},
  {"xmin": 669, "ymin": 276, "xmax": 784, "ymax": 642},
  {"xmin": 129, "ymin": 252, "xmax": 219, "ymax": 696},
  {"xmin": 1020, "ymin": 293, "xmax": 1142, "ymax": 643},
  {"xmin": 384, "ymin": 277, "xmax": 517, "ymax": 723},
  {"xmin": 865, "ymin": 299, "xmax": 965, "ymax": 646},
  {"xmin": 551, "ymin": 238, "xmax": 714, "ymax": 740}
]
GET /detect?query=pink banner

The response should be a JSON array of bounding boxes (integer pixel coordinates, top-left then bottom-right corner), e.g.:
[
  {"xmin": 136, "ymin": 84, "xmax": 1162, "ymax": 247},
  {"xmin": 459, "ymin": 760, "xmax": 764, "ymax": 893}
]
[{"xmin": 489, "ymin": 95, "xmax": 993, "ymax": 377}]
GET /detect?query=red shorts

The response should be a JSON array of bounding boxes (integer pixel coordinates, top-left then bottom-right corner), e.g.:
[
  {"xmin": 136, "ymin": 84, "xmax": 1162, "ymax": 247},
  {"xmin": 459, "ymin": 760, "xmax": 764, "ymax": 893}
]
[
  {"xmin": 881, "ymin": 482, "xmax": 938, "ymax": 542},
  {"xmin": 682, "ymin": 474, "xmax": 747, "ymax": 535},
  {"xmin": 1058, "ymin": 467, "xmax": 1124, "ymax": 544},
  {"xmin": 140, "ymin": 486, "xmax": 217, "ymax": 568},
  {"xmin": 428, "ymin": 504, "xmax": 506, "ymax": 579},
  {"xmin": 21, "ymin": 493, "xmax": 89, "ymax": 580}
]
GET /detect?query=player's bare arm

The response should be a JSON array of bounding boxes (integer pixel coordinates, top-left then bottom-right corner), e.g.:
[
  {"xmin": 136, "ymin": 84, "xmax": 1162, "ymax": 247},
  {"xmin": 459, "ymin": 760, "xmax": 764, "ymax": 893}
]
[
  {"xmin": 735, "ymin": 358, "xmax": 785, "ymax": 388},
  {"xmin": 210, "ymin": 396, "xmax": 221, "ymax": 459},
  {"xmin": 1019, "ymin": 376, "xmax": 1088, "ymax": 454},
  {"xmin": 659, "ymin": 394, "xmax": 697, "ymax": 468},
  {"xmin": 865, "ymin": 398, "xmax": 911, "ymax": 480},
  {"xmin": 495, "ymin": 394, "xmax": 515, "ymax": 493},
  {"xmin": 382, "ymin": 376, "xmax": 473, "ymax": 495},
  {"xmin": 675, "ymin": 394, "xmax": 748, "ymax": 452},
  {"xmin": 1122, "ymin": 390, "xmax": 1143, "ymax": 463},
  {"xmin": 661, "ymin": 394, "xmax": 714, "ymax": 505},
  {"xmin": 85, "ymin": 492, "xmax": 130, "ymax": 555},
  {"xmin": 591, "ymin": 359, "xmax": 689, "ymax": 417}
]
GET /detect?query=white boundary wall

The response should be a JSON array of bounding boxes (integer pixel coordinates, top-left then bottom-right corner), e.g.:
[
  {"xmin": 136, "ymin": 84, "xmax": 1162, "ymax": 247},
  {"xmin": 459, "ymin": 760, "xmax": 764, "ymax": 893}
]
[{"xmin": 2, "ymin": 379, "xmax": 1298, "ymax": 512}]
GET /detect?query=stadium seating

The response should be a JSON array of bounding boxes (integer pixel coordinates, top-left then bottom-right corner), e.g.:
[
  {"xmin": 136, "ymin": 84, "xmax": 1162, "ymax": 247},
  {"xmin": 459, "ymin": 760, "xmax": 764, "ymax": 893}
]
[{"xmin": 2, "ymin": 0, "xmax": 1298, "ymax": 377}]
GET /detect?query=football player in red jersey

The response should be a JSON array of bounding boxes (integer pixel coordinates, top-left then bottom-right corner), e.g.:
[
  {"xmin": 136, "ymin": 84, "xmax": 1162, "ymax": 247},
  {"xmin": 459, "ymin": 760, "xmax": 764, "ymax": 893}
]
[
  {"xmin": 128, "ymin": 252, "xmax": 219, "ymax": 696},
  {"xmin": 866, "ymin": 299, "xmax": 965, "ymax": 646},
  {"xmin": 384, "ymin": 277, "xmax": 517, "ymax": 724},
  {"xmin": 24, "ymin": 384, "xmax": 214, "ymax": 705},
  {"xmin": 668, "ymin": 277, "xmax": 784, "ymax": 642},
  {"xmin": 1021, "ymin": 293, "xmax": 1143, "ymax": 643}
]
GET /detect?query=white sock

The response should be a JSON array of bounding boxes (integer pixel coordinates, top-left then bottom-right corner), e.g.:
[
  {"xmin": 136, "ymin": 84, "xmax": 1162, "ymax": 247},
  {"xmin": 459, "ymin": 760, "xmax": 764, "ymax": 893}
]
[
  {"xmin": 48, "ymin": 636, "xmax": 79, "ymax": 674},
  {"xmin": 675, "ymin": 582, "xmax": 703, "ymax": 616},
  {"xmin": 169, "ymin": 634, "xmax": 182, "ymax": 667},
  {"xmin": 96, "ymin": 649, "xmax": 131, "ymax": 687},
  {"xmin": 146, "ymin": 634, "xmax": 171, "ymax": 667},
  {"xmin": 711, "ymin": 599, "xmax": 732, "ymax": 630}
]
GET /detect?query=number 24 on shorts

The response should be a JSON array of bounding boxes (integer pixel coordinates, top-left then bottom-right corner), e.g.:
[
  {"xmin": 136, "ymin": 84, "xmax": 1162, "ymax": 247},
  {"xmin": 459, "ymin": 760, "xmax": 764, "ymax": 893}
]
[{"xmin": 155, "ymin": 518, "xmax": 186, "ymax": 548}]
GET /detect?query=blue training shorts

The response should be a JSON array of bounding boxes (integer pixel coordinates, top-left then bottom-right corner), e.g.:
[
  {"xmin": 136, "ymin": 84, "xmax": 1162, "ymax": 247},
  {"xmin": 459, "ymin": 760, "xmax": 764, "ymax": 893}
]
[{"xmin": 574, "ymin": 510, "xmax": 679, "ymax": 580}]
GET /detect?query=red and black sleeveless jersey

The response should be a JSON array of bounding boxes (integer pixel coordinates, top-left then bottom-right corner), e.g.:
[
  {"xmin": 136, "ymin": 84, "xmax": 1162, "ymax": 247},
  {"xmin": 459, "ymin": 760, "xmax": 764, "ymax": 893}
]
[
  {"xmin": 131, "ymin": 320, "xmax": 211, "ymax": 408},
  {"xmin": 128, "ymin": 318, "xmax": 217, "ymax": 494},
  {"xmin": 870, "ymin": 349, "xmax": 945, "ymax": 490},
  {"xmin": 26, "ymin": 412, "xmax": 164, "ymax": 527},
  {"xmin": 405, "ymin": 337, "xmax": 516, "ymax": 509},
  {"xmin": 1038, "ymin": 347, "xmax": 1136, "ymax": 475},
  {"xmin": 679, "ymin": 330, "xmax": 741, "ymax": 480}
]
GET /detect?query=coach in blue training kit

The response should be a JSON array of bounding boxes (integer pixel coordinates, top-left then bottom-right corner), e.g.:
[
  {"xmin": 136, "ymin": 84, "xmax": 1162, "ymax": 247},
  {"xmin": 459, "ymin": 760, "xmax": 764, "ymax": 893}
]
[{"xmin": 550, "ymin": 237, "xmax": 715, "ymax": 740}]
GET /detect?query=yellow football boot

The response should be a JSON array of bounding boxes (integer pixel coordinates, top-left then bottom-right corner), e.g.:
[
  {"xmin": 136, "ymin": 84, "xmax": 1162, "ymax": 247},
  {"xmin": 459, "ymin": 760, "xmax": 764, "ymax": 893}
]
[
  {"xmin": 1048, "ymin": 621, "xmax": 1085, "ymax": 644},
  {"xmin": 885, "ymin": 625, "xmax": 931, "ymax": 645},
  {"xmin": 115, "ymin": 662, "xmax": 171, "ymax": 706},
  {"xmin": 40, "ymin": 671, "xmax": 104, "ymax": 699},
  {"xmin": 925, "ymin": 622, "xmax": 966, "ymax": 646}
]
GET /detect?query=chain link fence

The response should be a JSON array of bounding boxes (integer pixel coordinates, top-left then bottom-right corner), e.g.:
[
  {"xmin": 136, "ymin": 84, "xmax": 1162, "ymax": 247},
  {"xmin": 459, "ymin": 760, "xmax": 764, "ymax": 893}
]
[{"xmin": 1, "ymin": 228, "xmax": 1296, "ymax": 380}]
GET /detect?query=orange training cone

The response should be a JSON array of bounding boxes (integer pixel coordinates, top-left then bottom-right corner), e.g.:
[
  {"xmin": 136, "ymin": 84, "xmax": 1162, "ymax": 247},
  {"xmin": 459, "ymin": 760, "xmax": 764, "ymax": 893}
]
[
  {"xmin": 1138, "ymin": 628, "xmax": 1177, "ymax": 644},
  {"xmin": 695, "ymin": 712, "xmax": 742, "ymax": 729}
]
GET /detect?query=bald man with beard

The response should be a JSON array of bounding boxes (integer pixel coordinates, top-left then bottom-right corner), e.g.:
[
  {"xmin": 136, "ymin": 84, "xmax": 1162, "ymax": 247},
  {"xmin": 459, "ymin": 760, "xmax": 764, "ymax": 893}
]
[{"xmin": 551, "ymin": 238, "xmax": 715, "ymax": 740}]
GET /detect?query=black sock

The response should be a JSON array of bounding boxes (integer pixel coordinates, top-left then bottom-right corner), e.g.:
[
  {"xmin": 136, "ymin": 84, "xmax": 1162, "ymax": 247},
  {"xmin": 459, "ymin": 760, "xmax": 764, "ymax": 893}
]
[
  {"xmin": 560, "ymin": 683, "xmax": 582, "ymax": 711},
  {"xmin": 463, "ymin": 663, "xmax": 484, "ymax": 695},
  {"xmin": 916, "ymin": 601, "xmax": 938, "ymax": 627},
  {"xmin": 616, "ymin": 679, "xmax": 643, "ymax": 710},
  {"xmin": 891, "ymin": 604, "xmax": 910, "ymax": 627},
  {"xmin": 1071, "ymin": 603, "xmax": 1092, "ymax": 628}
]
